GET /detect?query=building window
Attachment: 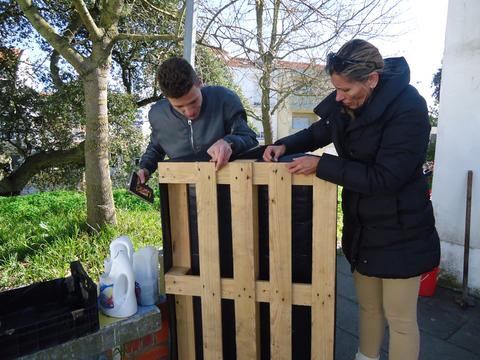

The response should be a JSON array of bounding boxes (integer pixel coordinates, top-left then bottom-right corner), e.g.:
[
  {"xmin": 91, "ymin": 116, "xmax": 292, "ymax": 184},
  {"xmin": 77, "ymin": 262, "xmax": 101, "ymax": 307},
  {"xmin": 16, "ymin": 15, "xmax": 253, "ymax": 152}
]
[{"xmin": 292, "ymin": 116, "xmax": 311, "ymax": 129}]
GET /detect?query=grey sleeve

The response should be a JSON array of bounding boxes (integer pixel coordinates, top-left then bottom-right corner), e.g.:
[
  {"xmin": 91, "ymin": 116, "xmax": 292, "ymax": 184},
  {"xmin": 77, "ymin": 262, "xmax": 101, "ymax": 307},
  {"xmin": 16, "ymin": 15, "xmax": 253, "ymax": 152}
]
[
  {"xmin": 223, "ymin": 114, "xmax": 259, "ymax": 154},
  {"xmin": 222, "ymin": 91, "xmax": 258, "ymax": 154},
  {"xmin": 139, "ymin": 133, "xmax": 166, "ymax": 175}
]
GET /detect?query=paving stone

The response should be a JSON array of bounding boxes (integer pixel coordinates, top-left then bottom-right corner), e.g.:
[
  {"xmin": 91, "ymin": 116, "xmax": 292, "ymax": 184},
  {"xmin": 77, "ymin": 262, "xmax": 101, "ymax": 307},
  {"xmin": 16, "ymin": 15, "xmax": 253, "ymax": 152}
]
[
  {"xmin": 336, "ymin": 270, "xmax": 357, "ymax": 302},
  {"xmin": 336, "ymin": 295, "xmax": 359, "ymax": 336},
  {"xmin": 418, "ymin": 288, "xmax": 470, "ymax": 340},
  {"xmin": 448, "ymin": 310, "xmax": 480, "ymax": 356},
  {"xmin": 337, "ymin": 254, "xmax": 351, "ymax": 276},
  {"xmin": 419, "ymin": 331, "xmax": 480, "ymax": 360},
  {"xmin": 335, "ymin": 327, "xmax": 358, "ymax": 360}
]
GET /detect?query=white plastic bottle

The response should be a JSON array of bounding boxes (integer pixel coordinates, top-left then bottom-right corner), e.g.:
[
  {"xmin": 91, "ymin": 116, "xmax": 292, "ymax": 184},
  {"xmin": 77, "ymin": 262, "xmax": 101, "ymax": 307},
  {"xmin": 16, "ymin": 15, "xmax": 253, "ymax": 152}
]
[
  {"xmin": 110, "ymin": 235, "xmax": 134, "ymax": 265},
  {"xmin": 99, "ymin": 249, "xmax": 137, "ymax": 318},
  {"xmin": 133, "ymin": 246, "xmax": 159, "ymax": 306}
]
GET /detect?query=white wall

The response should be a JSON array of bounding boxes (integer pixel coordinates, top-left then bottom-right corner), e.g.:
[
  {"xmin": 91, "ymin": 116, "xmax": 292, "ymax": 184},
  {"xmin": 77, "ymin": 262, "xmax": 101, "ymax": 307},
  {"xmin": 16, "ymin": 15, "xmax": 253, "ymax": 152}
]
[{"xmin": 432, "ymin": 0, "xmax": 480, "ymax": 290}]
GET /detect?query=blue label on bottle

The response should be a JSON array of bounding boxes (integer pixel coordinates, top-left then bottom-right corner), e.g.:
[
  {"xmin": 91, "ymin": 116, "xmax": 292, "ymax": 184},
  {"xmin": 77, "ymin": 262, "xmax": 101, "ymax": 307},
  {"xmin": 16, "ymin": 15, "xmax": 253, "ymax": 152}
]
[{"xmin": 99, "ymin": 283, "xmax": 114, "ymax": 309}]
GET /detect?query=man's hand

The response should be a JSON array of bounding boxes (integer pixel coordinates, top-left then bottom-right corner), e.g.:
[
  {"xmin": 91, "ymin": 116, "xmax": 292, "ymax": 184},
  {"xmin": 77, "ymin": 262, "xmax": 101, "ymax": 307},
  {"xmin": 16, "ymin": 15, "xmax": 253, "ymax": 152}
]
[
  {"xmin": 207, "ymin": 139, "xmax": 233, "ymax": 170},
  {"xmin": 286, "ymin": 156, "xmax": 320, "ymax": 175},
  {"xmin": 262, "ymin": 144, "xmax": 286, "ymax": 162},
  {"xmin": 137, "ymin": 168, "xmax": 151, "ymax": 184}
]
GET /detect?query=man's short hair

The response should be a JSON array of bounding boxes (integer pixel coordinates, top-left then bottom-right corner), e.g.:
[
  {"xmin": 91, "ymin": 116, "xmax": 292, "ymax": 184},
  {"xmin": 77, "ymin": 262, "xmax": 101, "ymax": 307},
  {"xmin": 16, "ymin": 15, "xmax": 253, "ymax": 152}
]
[{"xmin": 157, "ymin": 57, "xmax": 199, "ymax": 98}]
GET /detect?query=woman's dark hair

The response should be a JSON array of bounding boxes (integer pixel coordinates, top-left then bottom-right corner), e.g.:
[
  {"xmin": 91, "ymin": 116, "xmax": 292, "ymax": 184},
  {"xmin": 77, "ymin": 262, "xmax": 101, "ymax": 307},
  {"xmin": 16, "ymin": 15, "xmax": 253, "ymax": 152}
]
[
  {"xmin": 325, "ymin": 39, "xmax": 384, "ymax": 81},
  {"xmin": 157, "ymin": 57, "xmax": 200, "ymax": 98}
]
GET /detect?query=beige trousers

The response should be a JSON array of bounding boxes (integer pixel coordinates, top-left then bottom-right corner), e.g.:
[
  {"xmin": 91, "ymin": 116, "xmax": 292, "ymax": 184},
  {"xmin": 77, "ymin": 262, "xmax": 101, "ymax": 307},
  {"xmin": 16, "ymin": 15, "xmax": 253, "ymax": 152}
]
[{"xmin": 353, "ymin": 271, "xmax": 421, "ymax": 360}]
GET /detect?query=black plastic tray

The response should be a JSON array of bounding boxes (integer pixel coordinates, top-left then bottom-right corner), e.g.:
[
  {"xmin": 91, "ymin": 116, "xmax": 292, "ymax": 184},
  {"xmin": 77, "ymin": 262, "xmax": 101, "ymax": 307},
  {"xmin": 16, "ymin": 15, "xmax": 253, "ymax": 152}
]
[{"xmin": 0, "ymin": 261, "xmax": 99, "ymax": 359}]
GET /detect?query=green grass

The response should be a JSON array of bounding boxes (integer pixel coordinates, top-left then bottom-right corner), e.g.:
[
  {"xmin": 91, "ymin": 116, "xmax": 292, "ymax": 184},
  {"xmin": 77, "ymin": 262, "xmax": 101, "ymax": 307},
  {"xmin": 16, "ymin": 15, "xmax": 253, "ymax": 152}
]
[{"xmin": 0, "ymin": 189, "xmax": 161, "ymax": 290}]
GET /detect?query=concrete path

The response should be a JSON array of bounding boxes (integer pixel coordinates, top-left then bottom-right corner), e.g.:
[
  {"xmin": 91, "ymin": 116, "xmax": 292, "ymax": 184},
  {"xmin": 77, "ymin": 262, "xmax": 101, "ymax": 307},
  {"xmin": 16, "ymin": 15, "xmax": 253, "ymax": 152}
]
[{"xmin": 335, "ymin": 255, "xmax": 480, "ymax": 360}]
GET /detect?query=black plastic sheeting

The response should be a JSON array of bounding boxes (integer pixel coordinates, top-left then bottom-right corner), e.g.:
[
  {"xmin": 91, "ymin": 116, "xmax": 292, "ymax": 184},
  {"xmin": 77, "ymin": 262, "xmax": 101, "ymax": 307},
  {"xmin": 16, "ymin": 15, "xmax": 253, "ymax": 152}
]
[{"xmin": 160, "ymin": 147, "xmax": 320, "ymax": 359}]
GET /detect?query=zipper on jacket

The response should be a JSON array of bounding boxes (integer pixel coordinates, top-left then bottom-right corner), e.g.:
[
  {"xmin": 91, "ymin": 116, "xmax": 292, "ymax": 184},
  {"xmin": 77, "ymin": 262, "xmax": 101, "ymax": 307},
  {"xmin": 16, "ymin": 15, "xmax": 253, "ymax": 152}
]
[{"xmin": 188, "ymin": 119, "xmax": 195, "ymax": 152}]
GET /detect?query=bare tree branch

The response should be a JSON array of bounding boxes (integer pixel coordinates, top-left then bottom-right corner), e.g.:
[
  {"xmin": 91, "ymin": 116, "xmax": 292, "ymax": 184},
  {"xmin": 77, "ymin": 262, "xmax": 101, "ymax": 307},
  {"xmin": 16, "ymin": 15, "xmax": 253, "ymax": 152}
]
[{"xmin": 199, "ymin": 0, "xmax": 240, "ymax": 44}]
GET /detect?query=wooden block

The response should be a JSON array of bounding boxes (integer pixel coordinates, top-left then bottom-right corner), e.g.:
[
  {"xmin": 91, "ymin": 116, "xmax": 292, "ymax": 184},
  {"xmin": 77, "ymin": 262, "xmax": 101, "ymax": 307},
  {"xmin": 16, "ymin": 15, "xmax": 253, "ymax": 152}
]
[
  {"xmin": 167, "ymin": 184, "xmax": 195, "ymax": 360},
  {"xmin": 230, "ymin": 163, "xmax": 260, "ymax": 360},
  {"xmin": 196, "ymin": 163, "xmax": 223, "ymax": 359},
  {"xmin": 268, "ymin": 164, "xmax": 292, "ymax": 360},
  {"xmin": 311, "ymin": 178, "xmax": 337, "ymax": 360}
]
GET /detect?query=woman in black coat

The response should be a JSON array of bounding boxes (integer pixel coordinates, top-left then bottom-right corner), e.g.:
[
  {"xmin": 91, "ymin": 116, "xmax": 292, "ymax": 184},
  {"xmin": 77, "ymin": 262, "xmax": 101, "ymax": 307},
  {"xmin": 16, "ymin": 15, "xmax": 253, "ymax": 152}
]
[{"xmin": 263, "ymin": 39, "xmax": 440, "ymax": 360}]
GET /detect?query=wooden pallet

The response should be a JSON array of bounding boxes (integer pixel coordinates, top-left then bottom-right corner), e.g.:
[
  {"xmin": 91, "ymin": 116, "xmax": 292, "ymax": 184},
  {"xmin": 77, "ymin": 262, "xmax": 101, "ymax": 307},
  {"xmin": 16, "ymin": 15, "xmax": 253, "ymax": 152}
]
[{"xmin": 158, "ymin": 161, "xmax": 337, "ymax": 360}]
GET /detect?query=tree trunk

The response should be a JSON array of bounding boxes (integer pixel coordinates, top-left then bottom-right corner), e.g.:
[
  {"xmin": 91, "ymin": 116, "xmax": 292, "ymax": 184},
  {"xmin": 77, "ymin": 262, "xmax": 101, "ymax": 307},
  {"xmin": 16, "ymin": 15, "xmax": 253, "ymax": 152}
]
[
  {"xmin": 260, "ymin": 64, "xmax": 273, "ymax": 144},
  {"xmin": 83, "ymin": 66, "xmax": 117, "ymax": 228}
]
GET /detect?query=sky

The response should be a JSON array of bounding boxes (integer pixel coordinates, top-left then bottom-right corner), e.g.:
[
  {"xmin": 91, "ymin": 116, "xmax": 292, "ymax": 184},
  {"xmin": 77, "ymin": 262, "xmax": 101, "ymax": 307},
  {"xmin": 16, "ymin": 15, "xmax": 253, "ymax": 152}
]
[{"xmin": 375, "ymin": 0, "xmax": 449, "ymax": 106}]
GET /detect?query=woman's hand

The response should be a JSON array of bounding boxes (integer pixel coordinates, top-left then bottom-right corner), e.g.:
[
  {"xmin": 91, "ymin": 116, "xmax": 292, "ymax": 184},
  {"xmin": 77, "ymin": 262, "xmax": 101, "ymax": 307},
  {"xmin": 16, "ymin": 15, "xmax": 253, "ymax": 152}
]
[
  {"xmin": 286, "ymin": 156, "xmax": 320, "ymax": 175},
  {"xmin": 263, "ymin": 144, "xmax": 286, "ymax": 162}
]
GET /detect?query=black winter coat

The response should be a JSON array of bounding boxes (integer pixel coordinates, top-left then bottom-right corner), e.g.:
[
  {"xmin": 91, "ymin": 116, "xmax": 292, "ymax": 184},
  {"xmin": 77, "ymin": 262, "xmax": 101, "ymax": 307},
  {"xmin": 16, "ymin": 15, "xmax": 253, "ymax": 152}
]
[{"xmin": 277, "ymin": 57, "xmax": 440, "ymax": 278}]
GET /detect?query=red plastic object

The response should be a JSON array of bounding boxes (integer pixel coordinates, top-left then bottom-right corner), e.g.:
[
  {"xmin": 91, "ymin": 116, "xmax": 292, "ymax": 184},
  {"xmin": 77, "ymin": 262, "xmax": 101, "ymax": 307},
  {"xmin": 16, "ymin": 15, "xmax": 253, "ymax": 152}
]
[{"xmin": 419, "ymin": 267, "xmax": 440, "ymax": 297}]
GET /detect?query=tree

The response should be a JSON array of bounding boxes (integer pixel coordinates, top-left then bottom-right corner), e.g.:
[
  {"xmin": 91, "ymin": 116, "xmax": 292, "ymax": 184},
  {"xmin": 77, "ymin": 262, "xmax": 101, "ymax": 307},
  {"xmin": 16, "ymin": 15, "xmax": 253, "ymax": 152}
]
[
  {"xmin": 200, "ymin": 0, "xmax": 401, "ymax": 143},
  {"xmin": 15, "ymin": 0, "xmax": 181, "ymax": 228},
  {"xmin": 429, "ymin": 67, "xmax": 441, "ymax": 125},
  {"xmin": 0, "ymin": 47, "xmax": 142, "ymax": 195}
]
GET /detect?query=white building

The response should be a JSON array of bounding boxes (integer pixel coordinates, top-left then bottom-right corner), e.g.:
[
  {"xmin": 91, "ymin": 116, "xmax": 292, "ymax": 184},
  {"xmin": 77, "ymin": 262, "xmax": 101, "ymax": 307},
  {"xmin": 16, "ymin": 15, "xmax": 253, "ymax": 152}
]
[
  {"xmin": 432, "ymin": 0, "xmax": 480, "ymax": 292},
  {"xmin": 227, "ymin": 57, "xmax": 328, "ymax": 143}
]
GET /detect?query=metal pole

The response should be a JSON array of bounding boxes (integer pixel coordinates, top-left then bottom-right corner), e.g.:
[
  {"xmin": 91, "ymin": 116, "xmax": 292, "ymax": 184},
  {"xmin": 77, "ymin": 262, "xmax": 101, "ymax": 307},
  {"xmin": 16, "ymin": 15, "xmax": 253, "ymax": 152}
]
[
  {"xmin": 462, "ymin": 171, "xmax": 473, "ymax": 296},
  {"xmin": 455, "ymin": 170, "xmax": 475, "ymax": 308},
  {"xmin": 183, "ymin": 0, "xmax": 197, "ymax": 67}
]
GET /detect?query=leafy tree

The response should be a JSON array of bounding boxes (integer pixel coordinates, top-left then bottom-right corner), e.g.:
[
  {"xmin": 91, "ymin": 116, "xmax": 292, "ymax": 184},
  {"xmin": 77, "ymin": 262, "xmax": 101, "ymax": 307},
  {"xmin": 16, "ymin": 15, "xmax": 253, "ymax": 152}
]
[
  {"xmin": 200, "ymin": 0, "xmax": 401, "ymax": 143},
  {"xmin": 14, "ymin": 0, "xmax": 181, "ymax": 228},
  {"xmin": 0, "ymin": 48, "xmax": 142, "ymax": 194}
]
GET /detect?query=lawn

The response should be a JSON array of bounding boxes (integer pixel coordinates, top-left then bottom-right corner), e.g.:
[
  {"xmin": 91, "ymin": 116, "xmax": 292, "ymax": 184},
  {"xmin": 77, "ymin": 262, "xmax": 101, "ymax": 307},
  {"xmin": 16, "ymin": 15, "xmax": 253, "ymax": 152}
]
[{"xmin": 0, "ymin": 189, "xmax": 161, "ymax": 290}]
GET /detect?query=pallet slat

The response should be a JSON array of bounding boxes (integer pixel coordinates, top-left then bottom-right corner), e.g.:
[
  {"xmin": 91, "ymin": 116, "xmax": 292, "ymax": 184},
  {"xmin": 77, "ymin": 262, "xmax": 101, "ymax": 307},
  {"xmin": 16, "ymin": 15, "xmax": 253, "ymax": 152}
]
[
  {"xmin": 230, "ymin": 163, "xmax": 260, "ymax": 360},
  {"xmin": 268, "ymin": 164, "xmax": 292, "ymax": 360},
  {"xmin": 311, "ymin": 177, "xmax": 337, "ymax": 360},
  {"xmin": 165, "ymin": 272, "xmax": 314, "ymax": 306},
  {"xmin": 196, "ymin": 163, "xmax": 223, "ymax": 359},
  {"xmin": 159, "ymin": 162, "xmax": 314, "ymax": 185},
  {"xmin": 168, "ymin": 184, "xmax": 196, "ymax": 360}
]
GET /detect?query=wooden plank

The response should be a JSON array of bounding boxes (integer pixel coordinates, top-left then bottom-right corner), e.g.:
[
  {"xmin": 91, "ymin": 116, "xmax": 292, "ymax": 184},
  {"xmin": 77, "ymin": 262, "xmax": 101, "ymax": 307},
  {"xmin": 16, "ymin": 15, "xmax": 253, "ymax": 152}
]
[
  {"xmin": 311, "ymin": 179, "xmax": 337, "ymax": 360},
  {"xmin": 230, "ymin": 163, "xmax": 260, "ymax": 360},
  {"xmin": 268, "ymin": 164, "xmax": 292, "ymax": 360},
  {"xmin": 167, "ymin": 184, "xmax": 196, "ymax": 360},
  {"xmin": 159, "ymin": 163, "xmax": 197, "ymax": 183},
  {"xmin": 165, "ymin": 272, "xmax": 313, "ymax": 306},
  {"xmin": 159, "ymin": 162, "xmax": 313, "ymax": 185},
  {"xmin": 196, "ymin": 163, "xmax": 223, "ymax": 359}
]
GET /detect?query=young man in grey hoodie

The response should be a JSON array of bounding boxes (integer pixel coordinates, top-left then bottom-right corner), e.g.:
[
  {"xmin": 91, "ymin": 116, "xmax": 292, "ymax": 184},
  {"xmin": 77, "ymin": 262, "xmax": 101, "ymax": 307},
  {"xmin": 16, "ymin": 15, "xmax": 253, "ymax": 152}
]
[{"xmin": 137, "ymin": 57, "xmax": 258, "ymax": 183}]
